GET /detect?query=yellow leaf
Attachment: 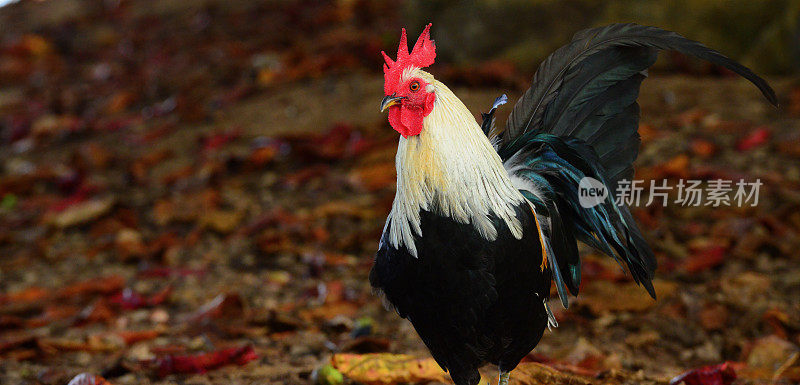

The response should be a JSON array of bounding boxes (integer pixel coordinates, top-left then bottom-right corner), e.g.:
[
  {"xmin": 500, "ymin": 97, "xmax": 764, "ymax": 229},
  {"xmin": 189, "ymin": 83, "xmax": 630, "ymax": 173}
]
[{"xmin": 332, "ymin": 353, "xmax": 450, "ymax": 385}]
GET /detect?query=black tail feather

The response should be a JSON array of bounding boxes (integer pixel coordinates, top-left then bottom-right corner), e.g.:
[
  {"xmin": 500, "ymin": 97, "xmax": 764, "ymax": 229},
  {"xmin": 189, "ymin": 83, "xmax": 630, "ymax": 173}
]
[{"xmin": 496, "ymin": 23, "xmax": 776, "ymax": 305}]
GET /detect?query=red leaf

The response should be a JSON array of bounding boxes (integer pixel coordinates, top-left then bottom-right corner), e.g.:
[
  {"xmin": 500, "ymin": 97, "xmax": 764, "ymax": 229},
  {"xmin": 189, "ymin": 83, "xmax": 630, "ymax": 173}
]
[
  {"xmin": 50, "ymin": 185, "xmax": 96, "ymax": 212},
  {"xmin": 736, "ymin": 127, "xmax": 770, "ymax": 151},
  {"xmin": 682, "ymin": 245, "xmax": 727, "ymax": 273},
  {"xmin": 200, "ymin": 129, "xmax": 242, "ymax": 152},
  {"xmin": 670, "ymin": 362, "xmax": 738, "ymax": 385},
  {"xmin": 145, "ymin": 345, "xmax": 258, "ymax": 377},
  {"xmin": 283, "ymin": 123, "xmax": 374, "ymax": 161}
]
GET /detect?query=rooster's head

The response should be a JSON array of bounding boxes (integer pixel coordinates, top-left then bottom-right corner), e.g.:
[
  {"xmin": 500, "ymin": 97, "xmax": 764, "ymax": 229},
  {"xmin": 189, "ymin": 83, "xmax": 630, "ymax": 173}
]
[{"xmin": 380, "ymin": 23, "xmax": 436, "ymax": 138}]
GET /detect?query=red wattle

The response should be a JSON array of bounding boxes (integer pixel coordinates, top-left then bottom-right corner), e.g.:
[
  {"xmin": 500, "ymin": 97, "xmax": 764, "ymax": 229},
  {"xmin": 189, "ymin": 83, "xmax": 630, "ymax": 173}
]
[
  {"xmin": 388, "ymin": 106, "xmax": 423, "ymax": 137},
  {"xmin": 386, "ymin": 93, "xmax": 435, "ymax": 138}
]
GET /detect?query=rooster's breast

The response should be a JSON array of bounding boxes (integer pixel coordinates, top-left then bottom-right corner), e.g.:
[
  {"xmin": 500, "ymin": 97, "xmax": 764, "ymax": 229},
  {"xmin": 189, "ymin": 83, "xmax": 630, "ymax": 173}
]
[{"xmin": 369, "ymin": 202, "xmax": 552, "ymax": 384}]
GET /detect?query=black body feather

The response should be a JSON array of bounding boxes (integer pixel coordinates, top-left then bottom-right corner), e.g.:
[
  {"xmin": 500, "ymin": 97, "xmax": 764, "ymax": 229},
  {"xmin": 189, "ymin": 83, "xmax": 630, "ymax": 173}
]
[{"xmin": 370, "ymin": 204, "xmax": 550, "ymax": 385}]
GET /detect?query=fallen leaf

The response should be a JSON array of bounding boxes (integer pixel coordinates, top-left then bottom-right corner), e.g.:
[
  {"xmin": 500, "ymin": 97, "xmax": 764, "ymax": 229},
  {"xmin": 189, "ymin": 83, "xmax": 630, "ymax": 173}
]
[
  {"xmin": 106, "ymin": 91, "xmax": 136, "ymax": 114},
  {"xmin": 576, "ymin": 279, "xmax": 676, "ymax": 315},
  {"xmin": 682, "ymin": 245, "xmax": 727, "ymax": 273},
  {"xmin": 73, "ymin": 300, "xmax": 116, "ymax": 326},
  {"xmin": 49, "ymin": 197, "xmax": 116, "ymax": 228},
  {"xmin": 56, "ymin": 275, "xmax": 126, "ymax": 300},
  {"xmin": 200, "ymin": 129, "xmax": 242, "ymax": 152},
  {"xmin": 509, "ymin": 362, "xmax": 597, "ymax": 385},
  {"xmin": 116, "ymin": 330, "xmax": 161, "ymax": 345},
  {"xmin": 115, "ymin": 228, "xmax": 146, "ymax": 258},
  {"xmin": 340, "ymin": 336, "xmax": 391, "ymax": 354},
  {"xmin": 144, "ymin": 345, "xmax": 258, "ymax": 377},
  {"xmin": 283, "ymin": 164, "xmax": 330, "ymax": 188},
  {"xmin": 0, "ymin": 286, "xmax": 49, "ymax": 306},
  {"xmin": 248, "ymin": 146, "xmax": 278, "ymax": 167},
  {"xmin": 690, "ymin": 139, "xmax": 717, "ymax": 158},
  {"xmin": 656, "ymin": 154, "xmax": 690, "ymax": 179},
  {"xmin": 312, "ymin": 364, "xmax": 344, "ymax": 385},
  {"xmin": 671, "ymin": 108, "xmax": 708, "ymax": 127},
  {"xmin": 744, "ymin": 335, "xmax": 799, "ymax": 376},
  {"xmin": 185, "ymin": 293, "xmax": 246, "ymax": 322},
  {"xmin": 736, "ymin": 126, "xmax": 771, "ymax": 151},
  {"xmin": 698, "ymin": 303, "xmax": 729, "ymax": 331},
  {"xmin": 200, "ymin": 210, "xmax": 244, "ymax": 234},
  {"xmin": 19, "ymin": 34, "xmax": 52, "ymax": 57},
  {"xmin": 331, "ymin": 353, "xmax": 450, "ymax": 385},
  {"xmin": 38, "ymin": 337, "xmax": 117, "ymax": 354},
  {"xmin": 788, "ymin": 85, "xmax": 800, "ymax": 116},
  {"xmin": 348, "ymin": 162, "xmax": 396, "ymax": 192},
  {"xmin": 670, "ymin": 362, "xmax": 737, "ymax": 385}
]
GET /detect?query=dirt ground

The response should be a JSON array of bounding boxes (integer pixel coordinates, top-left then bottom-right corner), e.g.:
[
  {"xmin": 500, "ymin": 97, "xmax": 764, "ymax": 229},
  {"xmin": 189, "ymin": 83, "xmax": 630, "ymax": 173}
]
[{"xmin": 1, "ymin": 1, "xmax": 799, "ymax": 385}]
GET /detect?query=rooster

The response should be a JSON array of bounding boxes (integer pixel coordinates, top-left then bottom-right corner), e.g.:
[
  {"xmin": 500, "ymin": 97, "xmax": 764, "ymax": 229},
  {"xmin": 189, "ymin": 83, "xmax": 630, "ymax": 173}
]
[{"xmin": 370, "ymin": 23, "xmax": 776, "ymax": 385}]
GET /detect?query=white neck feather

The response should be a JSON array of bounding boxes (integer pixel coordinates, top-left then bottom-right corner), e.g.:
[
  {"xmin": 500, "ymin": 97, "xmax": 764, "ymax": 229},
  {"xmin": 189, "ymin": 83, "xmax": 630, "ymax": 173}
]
[{"xmin": 385, "ymin": 76, "xmax": 525, "ymax": 257}]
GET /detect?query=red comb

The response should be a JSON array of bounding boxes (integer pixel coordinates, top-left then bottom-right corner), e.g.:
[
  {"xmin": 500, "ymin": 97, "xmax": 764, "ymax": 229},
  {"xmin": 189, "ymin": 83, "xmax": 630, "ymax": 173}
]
[{"xmin": 382, "ymin": 23, "xmax": 436, "ymax": 94}]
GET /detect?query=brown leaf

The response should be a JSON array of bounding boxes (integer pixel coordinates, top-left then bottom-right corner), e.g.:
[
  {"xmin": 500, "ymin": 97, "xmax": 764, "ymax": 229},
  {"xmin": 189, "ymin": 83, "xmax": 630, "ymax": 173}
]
[
  {"xmin": 115, "ymin": 228, "xmax": 146, "ymax": 258},
  {"xmin": 788, "ymin": 85, "xmax": 800, "ymax": 117},
  {"xmin": 682, "ymin": 245, "xmax": 727, "ymax": 273},
  {"xmin": 690, "ymin": 139, "xmax": 717, "ymax": 158},
  {"xmin": 671, "ymin": 108, "xmax": 708, "ymax": 127},
  {"xmin": 339, "ymin": 337, "xmax": 391, "ymax": 354},
  {"xmin": 55, "ymin": 275, "xmax": 125, "ymax": 300},
  {"xmin": 312, "ymin": 200, "xmax": 378, "ymax": 219},
  {"xmin": 655, "ymin": 154, "xmax": 690, "ymax": 179},
  {"xmin": 348, "ymin": 162, "xmax": 396, "ymax": 192},
  {"xmin": 575, "ymin": 279, "xmax": 677, "ymax": 315},
  {"xmin": 248, "ymin": 146, "xmax": 278, "ymax": 167},
  {"xmin": 300, "ymin": 302, "xmax": 359, "ymax": 322},
  {"xmin": 48, "ymin": 197, "xmax": 116, "ymax": 228},
  {"xmin": 508, "ymin": 362, "xmax": 598, "ymax": 385},
  {"xmin": 698, "ymin": 303, "xmax": 729, "ymax": 331},
  {"xmin": 200, "ymin": 210, "xmax": 244, "ymax": 234},
  {"xmin": 37, "ymin": 337, "xmax": 117, "ymax": 354},
  {"xmin": 115, "ymin": 330, "xmax": 161, "ymax": 345},
  {"xmin": 185, "ymin": 293, "xmax": 246, "ymax": 323},
  {"xmin": 105, "ymin": 91, "xmax": 136, "ymax": 114},
  {"xmin": 0, "ymin": 286, "xmax": 49, "ymax": 306},
  {"xmin": 744, "ymin": 335, "xmax": 799, "ymax": 379},
  {"xmin": 73, "ymin": 300, "xmax": 116, "ymax": 326}
]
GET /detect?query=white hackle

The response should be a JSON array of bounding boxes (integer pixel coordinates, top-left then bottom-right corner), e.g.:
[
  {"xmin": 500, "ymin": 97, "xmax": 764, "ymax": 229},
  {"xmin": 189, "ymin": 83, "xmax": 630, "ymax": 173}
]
[{"xmin": 385, "ymin": 68, "xmax": 525, "ymax": 257}]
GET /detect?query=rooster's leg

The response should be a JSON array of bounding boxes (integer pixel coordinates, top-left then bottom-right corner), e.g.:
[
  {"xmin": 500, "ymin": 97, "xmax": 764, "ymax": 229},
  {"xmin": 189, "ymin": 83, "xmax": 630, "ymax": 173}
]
[{"xmin": 498, "ymin": 371, "xmax": 510, "ymax": 385}]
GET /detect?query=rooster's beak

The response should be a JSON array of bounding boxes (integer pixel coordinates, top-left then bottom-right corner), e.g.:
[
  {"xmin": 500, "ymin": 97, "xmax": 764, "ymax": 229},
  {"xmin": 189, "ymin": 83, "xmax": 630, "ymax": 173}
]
[{"xmin": 380, "ymin": 94, "xmax": 404, "ymax": 112}]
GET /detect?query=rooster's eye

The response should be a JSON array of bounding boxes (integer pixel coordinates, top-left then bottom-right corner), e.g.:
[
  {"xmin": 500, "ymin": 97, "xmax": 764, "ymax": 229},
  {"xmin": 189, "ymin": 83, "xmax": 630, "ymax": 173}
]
[{"xmin": 409, "ymin": 81, "xmax": 420, "ymax": 92}]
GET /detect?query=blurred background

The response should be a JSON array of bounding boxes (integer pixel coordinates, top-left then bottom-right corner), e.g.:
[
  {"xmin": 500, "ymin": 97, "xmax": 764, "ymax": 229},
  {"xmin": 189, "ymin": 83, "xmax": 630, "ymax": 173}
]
[{"xmin": 0, "ymin": 1, "xmax": 799, "ymax": 384}]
